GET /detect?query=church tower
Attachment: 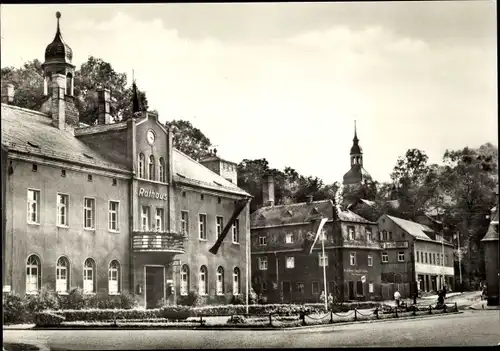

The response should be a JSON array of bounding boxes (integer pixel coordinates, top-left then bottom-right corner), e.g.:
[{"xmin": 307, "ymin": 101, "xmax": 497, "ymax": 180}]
[
  {"xmin": 40, "ymin": 12, "xmax": 79, "ymax": 127},
  {"xmin": 342, "ymin": 121, "xmax": 372, "ymax": 187}
]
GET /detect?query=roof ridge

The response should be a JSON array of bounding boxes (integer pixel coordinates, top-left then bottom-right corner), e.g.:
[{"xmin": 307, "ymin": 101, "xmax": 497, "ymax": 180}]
[
  {"xmin": 1, "ymin": 103, "xmax": 50, "ymax": 118},
  {"xmin": 258, "ymin": 199, "xmax": 332, "ymax": 210}
]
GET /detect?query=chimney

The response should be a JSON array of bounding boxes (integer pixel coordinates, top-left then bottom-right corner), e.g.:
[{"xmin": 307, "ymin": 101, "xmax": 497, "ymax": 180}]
[
  {"xmin": 262, "ymin": 174, "xmax": 275, "ymax": 207},
  {"xmin": 1, "ymin": 83, "xmax": 15, "ymax": 104},
  {"xmin": 306, "ymin": 195, "xmax": 314, "ymax": 203},
  {"xmin": 97, "ymin": 88, "xmax": 111, "ymax": 124},
  {"xmin": 50, "ymin": 73, "xmax": 66, "ymax": 130}
]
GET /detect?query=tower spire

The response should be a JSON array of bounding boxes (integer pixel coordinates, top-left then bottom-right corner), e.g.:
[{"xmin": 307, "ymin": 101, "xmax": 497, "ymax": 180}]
[
  {"xmin": 353, "ymin": 120, "xmax": 358, "ymax": 143},
  {"xmin": 55, "ymin": 11, "xmax": 61, "ymax": 37}
]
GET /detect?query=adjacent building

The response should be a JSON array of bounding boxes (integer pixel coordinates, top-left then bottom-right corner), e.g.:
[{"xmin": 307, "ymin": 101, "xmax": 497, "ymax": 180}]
[
  {"xmin": 377, "ymin": 215, "xmax": 455, "ymax": 298},
  {"xmin": 1, "ymin": 12, "xmax": 252, "ymax": 308},
  {"xmin": 250, "ymin": 175, "xmax": 381, "ymax": 303},
  {"xmin": 481, "ymin": 191, "xmax": 499, "ymax": 306}
]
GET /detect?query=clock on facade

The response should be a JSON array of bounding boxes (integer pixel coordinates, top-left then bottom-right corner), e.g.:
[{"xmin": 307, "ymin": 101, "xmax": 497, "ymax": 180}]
[{"xmin": 146, "ymin": 130, "xmax": 156, "ymax": 145}]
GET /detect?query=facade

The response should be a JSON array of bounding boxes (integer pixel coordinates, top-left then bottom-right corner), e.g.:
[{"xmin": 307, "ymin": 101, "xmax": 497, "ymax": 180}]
[
  {"xmin": 377, "ymin": 215, "xmax": 455, "ymax": 297},
  {"xmin": 481, "ymin": 194, "xmax": 499, "ymax": 306},
  {"xmin": 1, "ymin": 12, "xmax": 251, "ymax": 308},
  {"xmin": 250, "ymin": 176, "xmax": 381, "ymax": 303}
]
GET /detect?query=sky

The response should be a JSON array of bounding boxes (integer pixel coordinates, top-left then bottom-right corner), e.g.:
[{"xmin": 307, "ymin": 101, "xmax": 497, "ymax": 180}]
[{"xmin": 0, "ymin": 2, "xmax": 497, "ymax": 184}]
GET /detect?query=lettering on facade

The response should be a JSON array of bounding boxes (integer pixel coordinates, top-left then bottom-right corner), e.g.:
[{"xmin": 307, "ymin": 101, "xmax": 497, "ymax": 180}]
[
  {"xmin": 381, "ymin": 241, "xmax": 409, "ymax": 249},
  {"xmin": 139, "ymin": 187, "xmax": 168, "ymax": 200},
  {"xmin": 344, "ymin": 268, "xmax": 369, "ymax": 275}
]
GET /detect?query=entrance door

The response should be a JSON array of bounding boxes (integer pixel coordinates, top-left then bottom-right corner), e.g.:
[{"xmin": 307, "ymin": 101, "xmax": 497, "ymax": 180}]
[
  {"xmin": 282, "ymin": 281, "xmax": 291, "ymax": 303},
  {"xmin": 145, "ymin": 266, "xmax": 164, "ymax": 309},
  {"xmin": 348, "ymin": 281, "xmax": 355, "ymax": 300}
]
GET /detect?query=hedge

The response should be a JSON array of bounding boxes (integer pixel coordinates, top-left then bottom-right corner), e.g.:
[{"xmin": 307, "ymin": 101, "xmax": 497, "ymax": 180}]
[
  {"xmin": 34, "ymin": 312, "xmax": 66, "ymax": 327},
  {"xmin": 54, "ymin": 302, "xmax": 380, "ymax": 322}
]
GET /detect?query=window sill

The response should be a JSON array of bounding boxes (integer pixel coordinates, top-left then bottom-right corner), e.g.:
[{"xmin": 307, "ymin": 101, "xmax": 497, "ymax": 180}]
[
  {"xmin": 108, "ymin": 293, "xmax": 121, "ymax": 296},
  {"xmin": 26, "ymin": 291, "xmax": 39, "ymax": 295},
  {"xmin": 216, "ymin": 293, "xmax": 224, "ymax": 296},
  {"xmin": 199, "ymin": 238, "xmax": 207, "ymax": 241},
  {"xmin": 84, "ymin": 228, "xmax": 95, "ymax": 232},
  {"xmin": 27, "ymin": 222, "xmax": 40, "ymax": 226},
  {"xmin": 232, "ymin": 242, "xmax": 240, "ymax": 245},
  {"xmin": 108, "ymin": 230, "xmax": 120, "ymax": 234},
  {"xmin": 57, "ymin": 225, "xmax": 69, "ymax": 229},
  {"xmin": 84, "ymin": 292, "xmax": 96, "ymax": 295},
  {"xmin": 57, "ymin": 292, "xmax": 69, "ymax": 296},
  {"xmin": 180, "ymin": 293, "xmax": 188, "ymax": 297}
]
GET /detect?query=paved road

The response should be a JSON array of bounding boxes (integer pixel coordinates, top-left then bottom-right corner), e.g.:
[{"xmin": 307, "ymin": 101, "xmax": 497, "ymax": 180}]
[{"xmin": 3, "ymin": 310, "xmax": 499, "ymax": 350}]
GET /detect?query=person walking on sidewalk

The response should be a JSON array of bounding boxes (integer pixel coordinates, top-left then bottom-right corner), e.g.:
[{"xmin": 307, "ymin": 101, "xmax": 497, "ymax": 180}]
[{"xmin": 394, "ymin": 290, "xmax": 401, "ymax": 308}]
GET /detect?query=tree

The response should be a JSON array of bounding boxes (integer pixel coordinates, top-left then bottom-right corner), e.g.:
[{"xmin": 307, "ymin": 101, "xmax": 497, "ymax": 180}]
[
  {"xmin": 1, "ymin": 56, "xmax": 149, "ymax": 125},
  {"xmin": 165, "ymin": 120, "xmax": 213, "ymax": 161},
  {"xmin": 1, "ymin": 60, "xmax": 44, "ymax": 109}
]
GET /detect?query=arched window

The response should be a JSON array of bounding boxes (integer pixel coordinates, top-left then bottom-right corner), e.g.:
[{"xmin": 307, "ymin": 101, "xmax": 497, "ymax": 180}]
[
  {"xmin": 83, "ymin": 258, "xmax": 96, "ymax": 294},
  {"xmin": 199, "ymin": 265, "xmax": 208, "ymax": 295},
  {"xmin": 138, "ymin": 153, "xmax": 145, "ymax": 179},
  {"xmin": 66, "ymin": 73, "xmax": 74, "ymax": 96},
  {"xmin": 148, "ymin": 155, "xmax": 155, "ymax": 181},
  {"xmin": 26, "ymin": 254, "xmax": 41, "ymax": 294},
  {"xmin": 158, "ymin": 157, "xmax": 165, "ymax": 183},
  {"xmin": 56, "ymin": 256, "xmax": 70, "ymax": 294},
  {"xmin": 216, "ymin": 266, "xmax": 224, "ymax": 295},
  {"xmin": 180, "ymin": 264, "xmax": 189, "ymax": 296},
  {"xmin": 108, "ymin": 260, "xmax": 120, "ymax": 294},
  {"xmin": 233, "ymin": 267, "xmax": 240, "ymax": 295}
]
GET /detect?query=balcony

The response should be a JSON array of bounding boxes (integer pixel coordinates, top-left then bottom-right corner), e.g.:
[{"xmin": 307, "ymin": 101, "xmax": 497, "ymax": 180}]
[{"xmin": 132, "ymin": 231, "xmax": 186, "ymax": 253}]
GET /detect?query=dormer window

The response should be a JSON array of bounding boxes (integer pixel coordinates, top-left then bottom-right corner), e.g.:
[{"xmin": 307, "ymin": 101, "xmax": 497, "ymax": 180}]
[{"xmin": 148, "ymin": 155, "xmax": 155, "ymax": 181}]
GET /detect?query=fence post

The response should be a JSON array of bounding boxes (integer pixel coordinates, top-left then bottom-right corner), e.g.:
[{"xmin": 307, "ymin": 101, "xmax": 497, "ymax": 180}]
[
  {"xmin": 412, "ymin": 306, "xmax": 416, "ymax": 316},
  {"xmin": 269, "ymin": 313, "xmax": 272, "ymax": 327},
  {"xmin": 455, "ymin": 302, "xmax": 458, "ymax": 312},
  {"xmin": 330, "ymin": 310, "xmax": 333, "ymax": 324},
  {"xmin": 375, "ymin": 307, "xmax": 379, "ymax": 319},
  {"xmin": 428, "ymin": 305, "xmax": 432, "ymax": 315},
  {"xmin": 395, "ymin": 307, "xmax": 398, "ymax": 318},
  {"xmin": 354, "ymin": 309, "xmax": 357, "ymax": 321},
  {"xmin": 199, "ymin": 316, "xmax": 203, "ymax": 326}
]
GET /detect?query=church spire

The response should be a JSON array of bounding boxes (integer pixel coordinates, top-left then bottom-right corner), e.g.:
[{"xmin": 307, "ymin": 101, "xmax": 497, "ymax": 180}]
[{"xmin": 353, "ymin": 120, "xmax": 359, "ymax": 143}]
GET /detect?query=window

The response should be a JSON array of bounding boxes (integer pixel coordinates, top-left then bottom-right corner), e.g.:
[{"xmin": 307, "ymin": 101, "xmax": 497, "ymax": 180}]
[
  {"xmin": 232, "ymin": 219, "xmax": 240, "ymax": 244},
  {"xmin": 425, "ymin": 252, "xmax": 428, "ymax": 264},
  {"xmin": 180, "ymin": 265, "xmax": 189, "ymax": 296},
  {"xmin": 297, "ymin": 282, "xmax": 305, "ymax": 293},
  {"xmin": 398, "ymin": 252, "xmax": 405, "ymax": 262},
  {"xmin": 216, "ymin": 216, "xmax": 224, "ymax": 237},
  {"xmin": 158, "ymin": 157, "xmax": 165, "ymax": 182},
  {"xmin": 61, "ymin": 169, "xmax": 66, "ymax": 177},
  {"xmin": 441, "ymin": 253, "xmax": 444, "ymax": 265},
  {"xmin": 259, "ymin": 235, "xmax": 267, "ymax": 246},
  {"xmin": 445, "ymin": 255, "xmax": 448, "ymax": 266},
  {"xmin": 261, "ymin": 280, "xmax": 267, "ymax": 291},
  {"xmin": 356, "ymin": 281, "xmax": 364, "ymax": 296},
  {"xmin": 141, "ymin": 206, "xmax": 150, "ymax": 231},
  {"xmin": 416, "ymin": 251, "xmax": 420, "ymax": 263},
  {"xmin": 382, "ymin": 252, "xmax": 388, "ymax": 263},
  {"xmin": 350, "ymin": 252, "xmax": 356, "ymax": 266},
  {"xmin": 432, "ymin": 253, "xmax": 436, "ymax": 265},
  {"xmin": 148, "ymin": 155, "xmax": 155, "ymax": 181},
  {"xmin": 366, "ymin": 227, "xmax": 373, "ymax": 241},
  {"xmin": 286, "ymin": 256, "xmax": 295, "ymax": 269},
  {"xmin": 216, "ymin": 266, "xmax": 224, "ymax": 295},
  {"xmin": 382, "ymin": 230, "xmax": 388, "ymax": 241},
  {"xmin": 319, "ymin": 253, "xmax": 328, "ymax": 267},
  {"xmin": 218, "ymin": 197, "xmax": 222, "ymax": 204},
  {"xmin": 155, "ymin": 208, "xmax": 164, "ymax": 232},
  {"xmin": 420, "ymin": 252, "xmax": 424, "ymax": 263},
  {"xmin": 258, "ymin": 256, "xmax": 268, "ymax": 271},
  {"xmin": 368, "ymin": 254, "xmax": 373, "ymax": 267},
  {"xmin": 233, "ymin": 268, "xmax": 240, "ymax": 295},
  {"xmin": 389, "ymin": 232, "xmax": 393, "ymax": 241},
  {"xmin": 199, "ymin": 214, "xmax": 207, "ymax": 240},
  {"xmin": 108, "ymin": 201, "xmax": 119, "ymax": 231},
  {"xmin": 83, "ymin": 258, "xmax": 96, "ymax": 294},
  {"xmin": 112, "ymin": 178, "xmax": 117, "ymax": 186},
  {"xmin": 32, "ymin": 164, "xmax": 38, "ymax": 172},
  {"xmin": 181, "ymin": 211, "xmax": 189, "ymax": 235},
  {"xmin": 312, "ymin": 281, "xmax": 320, "ymax": 294},
  {"xmin": 285, "ymin": 233, "xmax": 294, "ymax": 244},
  {"xmin": 56, "ymin": 257, "xmax": 70, "ymax": 294},
  {"xmin": 138, "ymin": 153, "xmax": 145, "ymax": 178},
  {"xmin": 57, "ymin": 193, "xmax": 69, "ymax": 227},
  {"xmin": 26, "ymin": 254, "xmax": 41, "ymax": 294},
  {"xmin": 369, "ymin": 283, "xmax": 374, "ymax": 293},
  {"xmin": 108, "ymin": 260, "xmax": 120, "ymax": 295},
  {"xmin": 87, "ymin": 174, "xmax": 93, "ymax": 182},
  {"xmin": 27, "ymin": 189, "xmax": 40, "ymax": 224},
  {"xmin": 199, "ymin": 266, "xmax": 208, "ymax": 295},
  {"xmin": 200, "ymin": 194, "xmax": 204, "ymax": 200},
  {"xmin": 83, "ymin": 198, "xmax": 95, "ymax": 229},
  {"xmin": 348, "ymin": 226, "xmax": 355, "ymax": 240},
  {"xmin": 436, "ymin": 253, "xmax": 440, "ymax": 265}
]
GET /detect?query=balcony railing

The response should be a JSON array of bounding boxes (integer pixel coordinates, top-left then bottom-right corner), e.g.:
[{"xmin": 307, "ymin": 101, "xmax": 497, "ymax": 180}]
[{"xmin": 132, "ymin": 231, "xmax": 186, "ymax": 253}]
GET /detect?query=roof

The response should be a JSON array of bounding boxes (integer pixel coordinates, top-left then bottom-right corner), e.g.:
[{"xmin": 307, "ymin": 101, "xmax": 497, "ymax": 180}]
[
  {"xmin": 200, "ymin": 154, "xmax": 237, "ymax": 166},
  {"xmin": 173, "ymin": 149, "xmax": 250, "ymax": 196},
  {"xmin": 1, "ymin": 103, "xmax": 128, "ymax": 172},
  {"xmin": 386, "ymin": 215, "xmax": 434, "ymax": 240},
  {"xmin": 481, "ymin": 223, "xmax": 499, "ymax": 242},
  {"xmin": 250, "ymin": 199, "xmax": 375, "ymax": 228}
]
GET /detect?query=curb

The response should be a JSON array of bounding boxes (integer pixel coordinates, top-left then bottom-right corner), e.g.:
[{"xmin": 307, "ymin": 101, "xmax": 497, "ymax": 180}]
[{"xmin": 3, "ymin": 311, "xmax": 462, "ymax": 331}]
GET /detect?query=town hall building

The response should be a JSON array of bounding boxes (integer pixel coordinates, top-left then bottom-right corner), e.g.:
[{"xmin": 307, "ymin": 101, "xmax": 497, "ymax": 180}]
[{"xmin": 1, "ymin": 12, "xmax": 252, "ymax": 309}]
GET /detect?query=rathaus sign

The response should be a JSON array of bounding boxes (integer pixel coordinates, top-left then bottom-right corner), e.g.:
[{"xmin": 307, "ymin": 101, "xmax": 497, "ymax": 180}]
[{"xmin": 138, "ymin": 188, "xmax": 168, "ymax": 201}]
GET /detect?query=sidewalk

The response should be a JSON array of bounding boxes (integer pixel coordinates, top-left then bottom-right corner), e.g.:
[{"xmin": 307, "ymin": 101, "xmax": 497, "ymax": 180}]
[{"xmin": 468, "ymin": 302, "xmax": 500, "ymax": 310}]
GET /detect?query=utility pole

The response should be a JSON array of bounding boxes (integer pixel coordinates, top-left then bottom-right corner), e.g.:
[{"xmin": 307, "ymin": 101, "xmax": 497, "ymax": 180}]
[
  {"xmin": 457, "ymin": 232, "xmax": 463, "ymax": 286},
  {"xmin": 321, "ymin": 230, "xmax": 328, "ymax": 310}
]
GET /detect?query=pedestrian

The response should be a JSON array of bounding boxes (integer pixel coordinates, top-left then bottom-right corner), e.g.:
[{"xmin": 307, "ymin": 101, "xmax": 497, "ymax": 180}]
[
  {"xmin": 413, "ymin": 290, "xmax": 418, "ymax": 305},
  {"xmin": 394, "ymin": 290, "xmax": 401, "ymax": 308},
  {"xmin": 328, "ymin": 293, "xmax": 333, "ymax": 309},
  {"xmin": 442, "ymin": 285, "xmax": 447, "ymax": 299}
]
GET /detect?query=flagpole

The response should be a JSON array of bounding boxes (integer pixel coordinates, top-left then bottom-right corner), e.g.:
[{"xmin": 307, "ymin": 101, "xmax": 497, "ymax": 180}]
[
  {"xmin": 321, "ymin": 230, "xmax": 328, "ymax": 310},
  {"xmin": 457, "ymin": 232, "xmax": 463, "ymax": 286}
]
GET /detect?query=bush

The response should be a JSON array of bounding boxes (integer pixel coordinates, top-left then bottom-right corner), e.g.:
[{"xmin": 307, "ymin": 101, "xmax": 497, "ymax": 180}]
[
  {"xmin": 58, "ymin": 288, "xmax": 85, "ymax": 310},
  {"xmin": 231, "ymin": 294, "xmax": 246, "ymax": 305},
  {"xmin": 34, "ymin": 312, "xmax": 65, "ymax": 327},
  {"xmin": 3, "ymin": 293, "xmax": 26, "ymax": 324},
  {"xmin": 160, "ymin": 305, "xmax": 192, "ymax": 320},
  {"xmin": 226, "ymin": 315, "xmax": 247, "ymax": 325},
  {"xmin": 24, "ymin": 288, "xmax": 59, "ymax": 314},
  {"xmin": 120, "ymin": 292, "xmax": 139, "ymax": 309},
  {"xmin": 177, "ymin": 290, "xmax": 202, "ymax": 307}
]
